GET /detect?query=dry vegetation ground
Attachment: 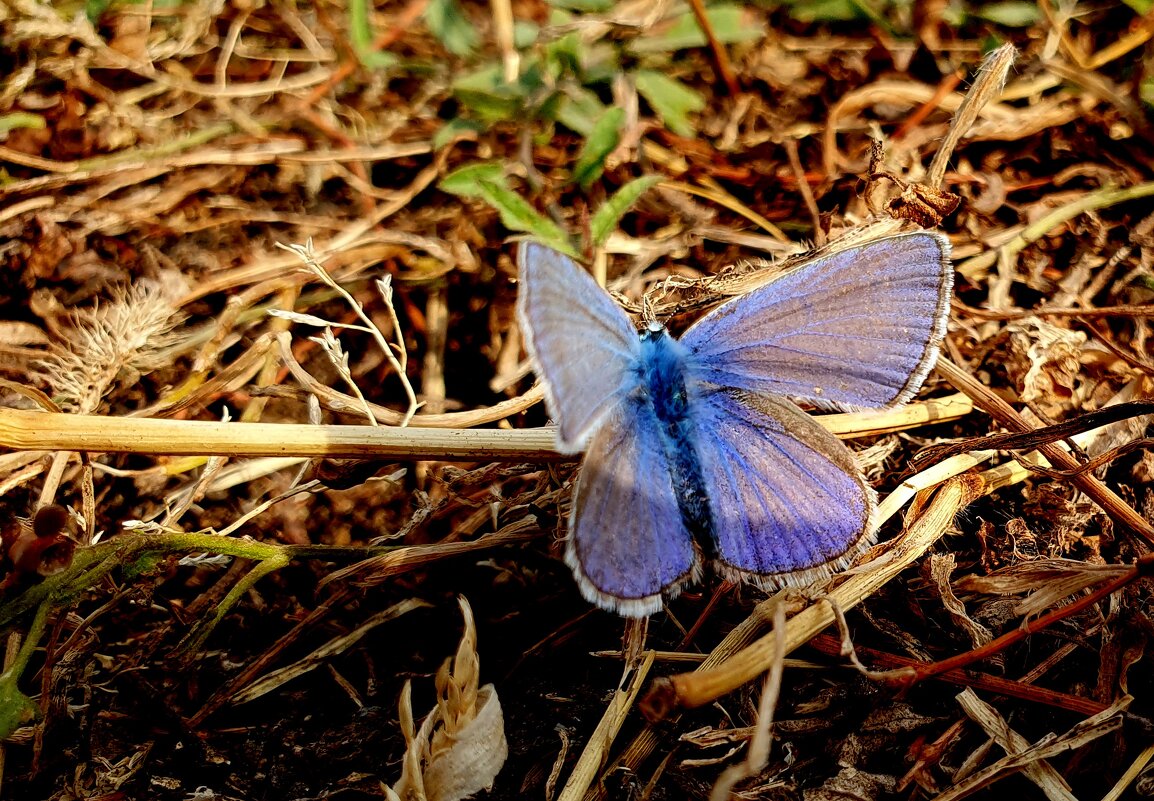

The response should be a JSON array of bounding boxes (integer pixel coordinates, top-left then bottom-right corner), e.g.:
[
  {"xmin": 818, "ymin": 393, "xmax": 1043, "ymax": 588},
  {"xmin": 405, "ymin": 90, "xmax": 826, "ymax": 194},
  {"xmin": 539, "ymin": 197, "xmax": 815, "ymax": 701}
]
[{"xmin": 1, "ymin": 1, "xmax": 1154, "ymax": 799}]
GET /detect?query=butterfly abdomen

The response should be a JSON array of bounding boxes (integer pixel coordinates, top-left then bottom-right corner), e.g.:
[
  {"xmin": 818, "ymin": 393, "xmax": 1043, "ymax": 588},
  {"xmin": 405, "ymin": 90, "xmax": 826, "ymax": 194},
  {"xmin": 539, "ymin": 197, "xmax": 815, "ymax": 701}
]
[{"xmin": 637, "ymin": 328, "xmax": 715, "ymax": 555}]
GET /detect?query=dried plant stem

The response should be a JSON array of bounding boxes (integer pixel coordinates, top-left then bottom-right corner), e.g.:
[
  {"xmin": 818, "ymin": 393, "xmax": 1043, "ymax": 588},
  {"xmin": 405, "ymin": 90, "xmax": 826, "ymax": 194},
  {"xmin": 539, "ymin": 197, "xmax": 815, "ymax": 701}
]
[
  {"xmin": 686, "ymin": 0, "xmax": 739, "ymax": 96},
  {"xmin": 230, "ymin": 599, "xmax": 428, "ymax": 705},
  {"xmin": 279, "ymin": 241, "xmax": 420, "ymax": 425},
  {"xmin": 490, "ymin": 0, "xmax": 518, "ymax": 83},
  {"xmin": 0, "ymin": 394, "xmax": 972, "ymax": 463},
  {"xmin": 897, "ymin": 557, "xmax": 1148, "ymax": 688},
  {"xmin": 274, "ymin": 331, "xmax": 548, "ymax": 428},
  {"xmin": 0, "ymin": 407, "xmax": 561, "ymax": 461},
  {"xmin": 955, "ymin": 689, "xmax": 1080, "ymax": 801},
  {"xmin": 784, "ymin": 138, "xmax": 823, "ymax": 245},
  {"xmin": 557, "ymin": 650, "xmax": 656, "ymax": 801},
  {"xmin": 926, "ymin": 44, "xmax": 1017, "ymax": 189},
  {"xmin": 805, "ymin": 635, "xmax": 1107, "ymax": 716},
  {"xmin": 932, "ymin": 696, "xmax": 1127, "ymax": 801},
  {"xmin": 935, "ymin": 357, "xmax": 1154, "ymax": 545},
  {"xmin": 657, "ymin": 180, "xmax": 787, "ymax": 240},
  {"xmin": 823, "ymin": 391, "xmax": 972, "ymax": 437},
  {"xmin": 956, "ymin": 180, "xmax": 1154, "ymax": 283},
  {"xmin": 709, "ymin": 601, "xmax": 786, "ymax": 801},
  {"xmin": 1101, "ymin": 743, "xmax": 1154, "ymax": 801}
]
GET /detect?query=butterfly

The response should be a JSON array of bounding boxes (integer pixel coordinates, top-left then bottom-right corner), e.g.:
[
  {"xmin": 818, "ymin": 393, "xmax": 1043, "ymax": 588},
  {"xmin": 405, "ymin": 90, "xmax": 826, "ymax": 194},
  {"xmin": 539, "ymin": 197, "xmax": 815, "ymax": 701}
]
[{"xmin": 516, "ymin": 233, "xmax": 953, "ymax": 617}]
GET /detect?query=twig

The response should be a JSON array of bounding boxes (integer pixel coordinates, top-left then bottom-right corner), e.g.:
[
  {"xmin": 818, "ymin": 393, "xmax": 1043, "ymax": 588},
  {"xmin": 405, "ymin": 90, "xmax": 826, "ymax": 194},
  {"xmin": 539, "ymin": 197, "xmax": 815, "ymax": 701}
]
[
  {"xmin": 886, "ymin": 557, "xmax": 1149, "ymax": 689},
  {"xmin": 686, "ymin": 0, "xmax": 739, "ymax": 96},
  {"xmin": 0, "ymin": 394, "xmax": 972, "ymax": 461}
]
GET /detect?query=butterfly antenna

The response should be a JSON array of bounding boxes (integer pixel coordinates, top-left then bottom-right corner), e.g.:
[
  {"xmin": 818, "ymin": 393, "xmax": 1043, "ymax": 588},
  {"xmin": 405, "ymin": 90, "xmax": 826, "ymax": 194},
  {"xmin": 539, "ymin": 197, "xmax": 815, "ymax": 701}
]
[{"xmin": 641, "ymin": 295, "xmax": 660, "ymax": 328}]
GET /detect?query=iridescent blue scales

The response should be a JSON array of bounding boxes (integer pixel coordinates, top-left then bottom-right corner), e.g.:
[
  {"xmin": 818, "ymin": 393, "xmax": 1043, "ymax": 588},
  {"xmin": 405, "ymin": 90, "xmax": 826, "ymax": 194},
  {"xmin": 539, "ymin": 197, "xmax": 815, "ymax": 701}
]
[{"xmin": 516, "ymin": 234, "xmax": 953, "ymax": 617}]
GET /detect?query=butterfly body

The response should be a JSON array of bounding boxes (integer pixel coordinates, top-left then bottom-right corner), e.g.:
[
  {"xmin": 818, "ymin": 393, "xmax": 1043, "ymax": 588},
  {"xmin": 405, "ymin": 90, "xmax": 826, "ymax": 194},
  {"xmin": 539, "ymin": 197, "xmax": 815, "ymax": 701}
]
[
  {"xmin": 635, "ymin": 326, "xmax": 714, "ymax": 554},
  {"xmin": 517, "ymin": 233, "xmax": 953, "ymax": 617}
]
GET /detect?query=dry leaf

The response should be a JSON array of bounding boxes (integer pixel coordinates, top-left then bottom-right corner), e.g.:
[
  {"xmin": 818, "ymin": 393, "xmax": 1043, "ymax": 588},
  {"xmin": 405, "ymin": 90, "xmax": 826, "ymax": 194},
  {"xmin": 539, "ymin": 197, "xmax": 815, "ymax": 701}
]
[{"xmin": 388, "ymin": 597, "xmax": 507, "ymax": 801}]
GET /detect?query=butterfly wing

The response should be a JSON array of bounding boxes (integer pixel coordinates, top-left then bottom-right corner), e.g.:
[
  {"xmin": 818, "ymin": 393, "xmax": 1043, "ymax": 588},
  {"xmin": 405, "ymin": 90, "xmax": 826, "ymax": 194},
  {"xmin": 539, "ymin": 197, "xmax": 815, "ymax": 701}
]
[
  {"xmin": 680, "ymin": 232, "xmax": 952, "ymax": 409},
  {"xmin": 690, "ymin": 387, "xmax": 875, "ymax": 588},
  {"xmin": 517, "ymin": 243, "xmax": 642, "ymax": 452},
  {"xmin": 566, "ymin": 397, "xmax": 701, "ymax": 618}
]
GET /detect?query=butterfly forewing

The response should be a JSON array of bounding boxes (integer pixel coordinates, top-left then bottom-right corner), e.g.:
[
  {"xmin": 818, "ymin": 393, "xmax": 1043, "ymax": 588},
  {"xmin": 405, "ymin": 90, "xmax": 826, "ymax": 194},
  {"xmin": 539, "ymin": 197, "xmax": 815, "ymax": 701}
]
[
  {"xmin": 690, "ymin": 388, "xmax": 876, "ymax": 588},
  {"xmin": 517, "ymin": 243, "xmax": 642, "ymax": 452},
  {"xmin": 566, "ymin": 399, "xmax": 701, "ymax": 618},
  {"xmin": 681, "ymin": 233, "xmax": 952, "ymax": 409}
]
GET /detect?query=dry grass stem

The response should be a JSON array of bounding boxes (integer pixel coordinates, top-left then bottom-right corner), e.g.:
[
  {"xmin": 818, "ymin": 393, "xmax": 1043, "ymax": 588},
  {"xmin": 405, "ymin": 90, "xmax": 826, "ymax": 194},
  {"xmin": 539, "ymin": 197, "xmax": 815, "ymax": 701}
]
[
  {"xmin": 926, "ymin": 44, "xmax": 1017, "ymax": 189},
  {"xmin": 935, "ymin": 693, "xmax": 1129, "ymax": 801},
  {"xmin": 708, "ymin": 601, "xmax": 787, "ymax": 801},
  {"xmin": 277, "ymin": 240, "xmax": 420, "ymax": 425},
  {"xmin": 233, "ymin": 599, "xmax": 428, "ymax": 705},
  {"xmin": 556, "ymin": 650, "xmax": 656, "ymax": 801},
  {"xmin": 0, "ymin": 393, "xmax": 972, "ymax": 466}
]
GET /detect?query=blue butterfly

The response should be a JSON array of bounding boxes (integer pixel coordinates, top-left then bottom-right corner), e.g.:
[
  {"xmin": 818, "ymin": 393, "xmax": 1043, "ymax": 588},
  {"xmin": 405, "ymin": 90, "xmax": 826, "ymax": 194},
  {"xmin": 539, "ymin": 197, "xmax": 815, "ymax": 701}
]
[{"xmin": 517, "ymin": 234, "xmax": 953, "ymax": 617}]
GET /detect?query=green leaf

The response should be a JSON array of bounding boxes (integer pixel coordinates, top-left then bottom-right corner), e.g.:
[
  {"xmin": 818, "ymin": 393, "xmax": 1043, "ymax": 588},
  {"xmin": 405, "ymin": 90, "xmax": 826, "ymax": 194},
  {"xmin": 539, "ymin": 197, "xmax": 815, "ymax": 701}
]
[
  {"xmin": 544, "ymin": 31, "xmax": 584, "ymax": 74},
  {"xmin": 778, "ymin": 0, "xmax": 863, "ymax": 23},
  {"xmin": 475, "ymin": 178, "xmax": 577, "ymax": 256},
  {"xmin": 634, "ymin": 70, "xmax": 705, "ymax": 137},
  {"xmin": 590, "ymin": 175, "xmax": 661, "ymax": 246},
  {"xmin": 452, "ymin": 64, "xmax": 525, "ymax": 122},
  {"xmin": 1122, "ymin": 0, "xmax": 1154, "ymax": 11},
  {"xmin": 573, "ymin": 108, "xmax": 624, "ymax": 189},
  {"xmin": 629, "ymin": 4, "xmax": 765, "ymax": 53},
  {"xmin": 1141, "ymin": 75, "xmax": 1154, "ymax": 107},
  {"xmin": 439, "ymin": 162, "xmax": 507, "ymax": 198},
  {"xmin": 555, "ymin": 87, "xmax": 608, "ymax": 136},
  {"xmin": 974, "ymin": 1, "xmax": 1041, "ymax": 26},
  {"xmin": 546, "ymin": 0, "xmax": 615, "ymax": 10},
  {"xmin": 513, "ymin": 20, "xmax": 540, "ymax": 48},
  {"xmin": 425, "ymin": 0, "xmax": 479, "ymax": 56},
  {"xmin": 433, "ymin": 117, "xmax": 486, "ymax": 149},
  {"xmin": 348, "ymin": 0, "xmax": 398, "ymax": 69}
]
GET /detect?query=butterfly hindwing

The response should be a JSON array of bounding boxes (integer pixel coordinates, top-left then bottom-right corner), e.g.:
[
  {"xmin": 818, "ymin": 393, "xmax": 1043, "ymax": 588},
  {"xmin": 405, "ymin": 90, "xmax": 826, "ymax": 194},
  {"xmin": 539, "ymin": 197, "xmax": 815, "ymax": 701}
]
[
  {"xmin": 681, "ymin": 233, "xmax": 952, "ymax": 409},
  {"xmin": 517, "ymin": 243, "xmax": 642, "ymax": 452},
  {"xmin": 566, "ymin": 397, "xmax": 701, "ymax": 617},
  {"xmin": 689, "ymin": 387, "xmax": 876, "ymax": 588}
]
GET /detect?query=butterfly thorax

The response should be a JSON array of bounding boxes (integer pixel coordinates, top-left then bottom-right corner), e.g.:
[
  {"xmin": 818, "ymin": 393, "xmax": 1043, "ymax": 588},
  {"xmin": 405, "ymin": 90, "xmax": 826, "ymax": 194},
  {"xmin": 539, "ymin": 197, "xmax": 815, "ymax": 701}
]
[
  {"xmin": 637, "ymin": 327, "xmax": 715, "ymax": 554},
  {"xmin": 638, "ymin": 326, "xmax": 691, "ymax": 424}
]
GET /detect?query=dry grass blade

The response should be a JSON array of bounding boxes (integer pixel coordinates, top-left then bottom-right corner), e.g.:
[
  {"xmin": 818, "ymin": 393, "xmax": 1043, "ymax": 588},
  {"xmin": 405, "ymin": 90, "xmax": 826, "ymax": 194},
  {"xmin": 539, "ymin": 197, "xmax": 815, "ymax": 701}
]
[
  {"xmin": 231, "ymin": 599, "xmax": 429, "ymax": 705},
  {"xmin": 955, "ymin": 689, "xmax": 1076, "ymax": 801},
  {"xmin": 932, "ymin": 694, "xmax": 1129, "ymax": 801},
  {"xmin": 556, "ymin": 650, "xmax": 656, "ymax": 801}
]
